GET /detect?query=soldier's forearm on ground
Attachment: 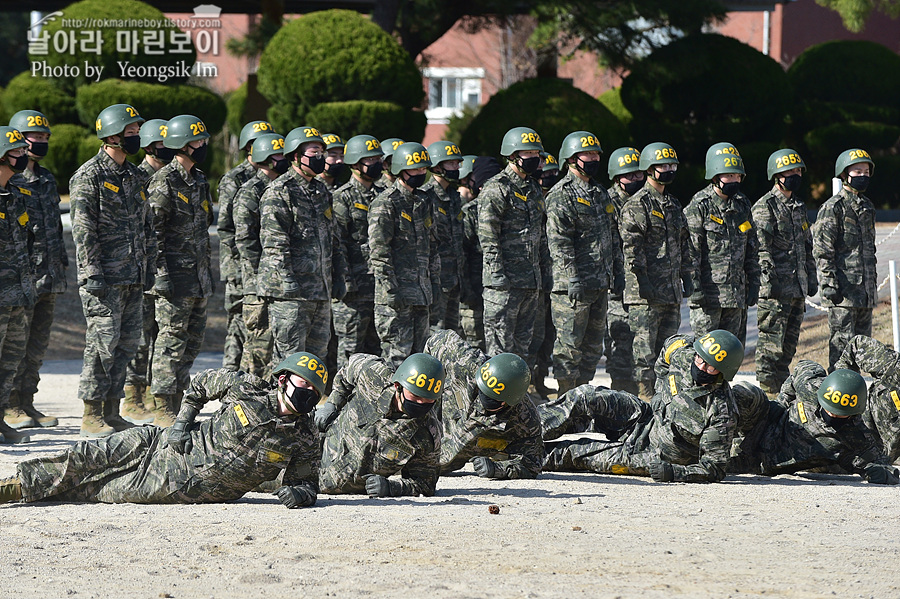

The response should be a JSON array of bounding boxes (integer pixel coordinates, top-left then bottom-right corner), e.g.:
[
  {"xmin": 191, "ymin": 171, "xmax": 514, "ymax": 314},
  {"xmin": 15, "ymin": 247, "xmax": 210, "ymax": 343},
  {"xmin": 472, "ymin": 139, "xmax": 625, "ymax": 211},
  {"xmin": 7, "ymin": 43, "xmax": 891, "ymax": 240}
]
[
  {"xmin": 493, "ymin": 443, "xmax": 543, "ymax": 479},
  {"xmin": 181, "ymin": 369, "xmax": 246, "ymax": 410},
  {"xmin": 671, "ymin": 457, "xmax": 727, "ymax": 483}
]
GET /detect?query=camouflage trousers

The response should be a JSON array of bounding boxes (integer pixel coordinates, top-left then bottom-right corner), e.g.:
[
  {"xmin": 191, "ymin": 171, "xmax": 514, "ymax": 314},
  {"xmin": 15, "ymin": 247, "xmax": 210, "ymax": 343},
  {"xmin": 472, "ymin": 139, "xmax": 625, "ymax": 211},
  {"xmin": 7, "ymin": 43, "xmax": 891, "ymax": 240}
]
[
  {"xmin": 240, "ymin": 298, "xmax": 273, "ymax": 378},
  {"xmin": 151, "ymin": 296, "xmax": 208, "ymax": 396},
  {"xmin": 12, "ymin": 292, "xmax": 58, "ymax": 397},
  {"xmin": 689, "ymin": 306, "xmax": 748, "ymax": 346},
  {"xmin": 483, "ymin": 287, "xmax": 539, "ymax": 367},
  {"xmin": 375, "ymin": 303, "xmax": 429, "ymax": 368},
  {"xmin": 755, "ymin": 297, "xmax": 804, "ymax": 394},
  {"xmin": 268, "ymin": 299, "xmax": 331, "ymax": 367},
  {"xmin": 78, "ymin": 285, "xmax": 143, "ymax": 404},
  {"xmin": 222, "ymin": 285, "xmax": 246, "ymax": 371},
  {"xmin": 125, "ymin": 293, "xmax": 157, "ymax": 387},
  {"xmin": 459, "ymin": 298, "xmax": 485, "ymax": 352},
  {"xmin": 531, "ymin": 292, "xmax": 555, "ymax": 377},
  {"xmin": 0, "ymin": 306, "xmax": 27, "ymax": 409},
  {"xmin": 628, "ymin": 303, "xmax": 681, "ymax": 385},
  {"xmin": 537, "ymin": 384, "xmax": 652, "ymax": 441},
  {"xmin": 542, "ymin": 427, "xmax": 654, "ymax": 477},
  {"xmin": 550, "ymin": 290, "xmax": 607, "ymax": 385},
  {"xmin": 430, "ymin": 284, "xmax": 461, "ymax": 333},
  {"xmin": 827, "ymin": 306, "xmax": 872, "ymax": 371},
  {"xmin": 333, "ymin": 293, "xmax": 380, "ymax": 371},
  {"xmin": 605, "ymin": 296, "xmax": 634, "ymax": 382}
]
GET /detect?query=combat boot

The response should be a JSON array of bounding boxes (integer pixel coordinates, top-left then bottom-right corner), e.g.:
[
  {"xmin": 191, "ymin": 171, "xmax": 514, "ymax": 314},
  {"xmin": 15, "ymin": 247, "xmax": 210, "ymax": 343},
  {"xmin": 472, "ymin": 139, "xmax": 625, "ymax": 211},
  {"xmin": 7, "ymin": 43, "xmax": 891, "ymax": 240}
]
[
  {"xmin": 150, "ymin": 394, "xmax": 177, "ymax": 428},
  {"xmin": 0, "ymin": 419, "xmax": 31, "ymax": 444},
  {"xmin": 80, "ymin": 401, "xmax": 114, "ymax": 438},
  {"xmin": 3, "ymin": 391, "xmax": 35, "ymax": 429},
  {"xmin": 103, "ymin": 400, "xmax": 135, "ymax": 432},
  {"xmin": 0, "ymin": 476, "xmax": 22, "ymax": 504},
  {"xmin": 637, "ymin": 380, "xmax": 655, "ymax": 402},
  {"xmin": 121, "ymin": 384, "xmax": 154, "ymax": 425},
  {"xmin": 533, "ymin": 367, "xmax": 552, "ymax": 402},
  {"xmin": 19, "ymin": 393, "xmax": 58, "ymax": 428}
]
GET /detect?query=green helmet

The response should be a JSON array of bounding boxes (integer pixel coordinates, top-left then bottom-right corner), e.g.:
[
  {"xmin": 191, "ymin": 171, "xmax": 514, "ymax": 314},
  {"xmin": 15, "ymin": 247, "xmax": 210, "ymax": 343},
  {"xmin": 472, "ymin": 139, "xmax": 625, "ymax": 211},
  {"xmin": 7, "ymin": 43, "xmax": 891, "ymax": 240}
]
[
  {"xmin": 239, "ymin": 120, "xmax": 275, "ymax": 152},
  {"xmin": 322, "ymin": 133, "xmax": 345, "ymax": 151},
  {"xmin": 272, "ymin": 351, "xmax": 329, "ymax": 397},
  {"xmin": 639, "ymin": 142, "xmax": 679, "ymax": 170},
  {"xmin": 705, "ymin": 142, "xmax": 745, "ymax": 179},
  {"xmin": 817, "ymin": 369, "xmax": 867, "ymax": 416},
  {"xmin": 95, "ymin": 104, "xmax": 144, "ymax": 139},
  {"xmin": 559, "ymin": 130, "xmax": 602, "ymax": 162},
  {"xmin": 459, "ymin": 154, "xmax": 477, "ymax": 179},
  {"xmin": 163, "ymin": 115, "xmax": 209, "ymax": 149},
  {"xmin": 9, "ymin": 110, "xmax": 51, "ymax": 134},
  {"xmin": 766, "ymin": 149, "xmax": 806, "ymax": 180},
  {"xmin": 608, "ymin": 146, "xmax": 642, "ymax": 179},
  {"xmin": 500, "ymin": 126, "xmax": 543, "ymax": 157},
  {"xmin": 835, "ymin": 148, "xmax": 874, "ymax": 178},
  {"xmin": 391, "ymin": 353, "xmax": 445, "ymax": 401},
  {"xmin": 390, "ymin": 142, "xmax": 431, "ymax": 175},
  {"xmin": 427, "ymin": 140, "xmax": 462, "ymax": 166},
  {"xmin": 139, "ymin": 119, "xmax": 168, "ymax": 148},
  {"xmin": 542, "ymin": 152, "xmax": 559, "ymax": 172},
  {"xmin": 343, "ymin": 134, "xmax": 383, "ymax": 165},
  {"xmin": 249, "ymin": 133, "xmax": 285, "ymax": 164},
  {"xmin": 693, "ymin": 329, "xmax": 743, "ymax": 381},
  {"xmin": 0, "ymin": 126, "xmax": 28, "ymax": 159},
  {"xmin": 476, "ymin": 353, "xmax": 531, "ymax": 406},
  {"xmin": 284, "ymin": 126, "xmax": 324, "ymax": 156},
  {"xmin": 381, "ymin": 138, "xmax": 405, "ymax": 160}
]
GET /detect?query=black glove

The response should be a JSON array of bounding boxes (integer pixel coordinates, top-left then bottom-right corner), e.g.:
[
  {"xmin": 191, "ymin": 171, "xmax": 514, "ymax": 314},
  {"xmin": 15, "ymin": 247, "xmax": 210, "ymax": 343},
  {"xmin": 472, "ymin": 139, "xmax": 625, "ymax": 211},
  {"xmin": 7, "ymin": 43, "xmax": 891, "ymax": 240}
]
[
  {"xmin": 746, "ymin": 284, "xmax": 759, "ymax": 307},
  {"xmin": 765, "ymin": 277, "xmax": 782, "ymax": 299},
  {"xmin": 689, "ymin": 289, "xmax": 705, "ymax": 306},
  {"xmin": 168, "ymin": 405, "xmax": 199, "ymax": 454},
  {"xmin": 472, "ymin": 456, "xmax": 500, "ymax": 479},
  {"xmin": 636, "ymin": 274, "xmax": 653, "ymax": 301},
  {"xmin": 567, "ymin": 282, "xmax": 586, "ymax": 302},
  {"xmin": 282, "ymin": 276, "xmax": 300, "ymax": 297},
  {"xmin": 143, "ymin": 272, "xmax": 155, "ymax": 292},
  {"xmin": 365, "ymin": 474, "xmax": 395, "ymax": 498},
  {"xmin": 332, "ymin": 277, "xmax": 347, "ymax": 301},
  {"xmin": 84, "ymin": 275, "xmax": 108, "ymax": 299},
  {"xmin": 154, "ymin": 274, "xmax": 173, "ymax": 298},
  {"xmin": 613, "ymin": 272, "xmax": 625, "ymax": 296},
  {"xmin": 807, "ymin": 277, "xmax": 818, "ymax": 297},
  {"xmin": 649, "ymin": 458, "xmax": 675, "ymax": 483},
  {"xmin": 864, "ymin": 464, "xmax": 900, "ymax": 485},
  {"xmin": 384, "ymin": 290, "xmax": 403, "ymax": 310},
  {"xmin": 276, "ymin": 485, "xmax": 317, "ymax": 508},
  {"xmin": 822, "ymin": 286, "xmax": 843, "ymax": 305},
  {"xmin": 314, "ymin": 402, "xmax": 339, "ymax": 432},
  {"xmin": 681, "ymin": 275, "xmax": 694, "ymax": 298}
]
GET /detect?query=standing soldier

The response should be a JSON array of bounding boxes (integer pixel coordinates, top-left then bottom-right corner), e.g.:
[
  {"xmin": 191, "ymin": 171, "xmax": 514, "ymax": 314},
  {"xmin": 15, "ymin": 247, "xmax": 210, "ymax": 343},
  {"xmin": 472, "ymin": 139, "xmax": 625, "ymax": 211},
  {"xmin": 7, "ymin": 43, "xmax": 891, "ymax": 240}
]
[
  {"xmin": 234, "ymin": 133, "xmax": 289, "ymax": 376},
  {"xmin": 257, "ymin": 126, "xmax": 339, "ymax": 366},
  {"xmin": 478, "ymin": 126, "xmax": 549, "ymax": 365},
  {"xmin": 148, "ymin": 114, "xmax": 214, "ymax": 425},
  {"xmin": 70, "ymin": 104, "xmax": 147, "ymax": 437},
  {"xmin": 377, "ymin": 137, "xmax": 404, "ymax": 188},
  {"xmin": 684, "ymin": 142, "xmax": 759, "ymax": 345},
  {"xmin": 423, "ymin": 140, "xmax": 465, "ymax": 332},
  {"xmin": 332, "ymin": 134, "xmax": 384, "ymax": 369},
  {"xmin": 620, "ymin": 142, "xmax": 695, "ymax": 400},
  {"xmin": 546, "ymin": 131, "xmax": 623, "ymax": 394},
  {"xmin": 752, "ymin": 149, "xmax": 817, "ymax": 396},
  {"xmin": 4, "ymin": 111, "xmax": 66, "ymax": 430},
  {"xmin": 319, "ymin": 133, "xmax": 346, "ymax": 193},
  {"xmin": 605, "ymin": 147, "xmax": 644, "ymax": 395},
  {"xmin": 531, "ymin": 152, "xmax": 560, "ymax": 399},
  {"xmin": 813, "ymin": 149, "xmax": 877, "ymax": 370},
  {"xmin": 368, "ymin": 142, "xmax": 439, "ymax": 366},
  {"xmin": 218, "ymin": 120, "xmax": 275, "ymax": 371}
]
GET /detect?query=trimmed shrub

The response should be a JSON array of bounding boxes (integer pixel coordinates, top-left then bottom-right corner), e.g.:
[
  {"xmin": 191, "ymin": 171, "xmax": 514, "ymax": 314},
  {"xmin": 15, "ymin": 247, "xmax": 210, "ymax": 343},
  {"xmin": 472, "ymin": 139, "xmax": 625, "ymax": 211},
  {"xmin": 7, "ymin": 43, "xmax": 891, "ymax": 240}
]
[
  {"xmin": 598, "ymin": 87, "xmax": 632, "ymax": 127},
  {"xmin": 225, "ymin": 82, "xmax": 248, "ymax": 137},
  {"xmin": 2, "ymin": 71, "xmax": 79, "ymax": 125},
  {"xmin": 42, "ymin": 123, "xmax": 91, "ymax": 193},
  {"xmin": 305, "ymin": 100, "xmax": 425, "ymax": 142}
]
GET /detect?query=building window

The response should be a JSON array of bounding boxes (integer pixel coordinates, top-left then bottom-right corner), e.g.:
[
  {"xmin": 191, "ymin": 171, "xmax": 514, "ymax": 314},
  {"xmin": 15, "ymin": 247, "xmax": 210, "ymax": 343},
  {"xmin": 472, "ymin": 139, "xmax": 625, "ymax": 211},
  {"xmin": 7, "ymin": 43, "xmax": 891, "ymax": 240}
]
[{"xmin": 422, "ymin": 67, "xmax": 484, "ymax": 124}]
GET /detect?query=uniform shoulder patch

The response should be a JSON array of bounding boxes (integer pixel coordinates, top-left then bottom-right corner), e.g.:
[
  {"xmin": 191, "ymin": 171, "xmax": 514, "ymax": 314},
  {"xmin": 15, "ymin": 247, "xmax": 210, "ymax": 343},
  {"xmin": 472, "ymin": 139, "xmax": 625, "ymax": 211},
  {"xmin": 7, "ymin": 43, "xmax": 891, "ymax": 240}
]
[
  {"xmin": 576, "ymin": 197, "xmax": 591, "ymax": 206},
  {"xmin": 233, "ymin": 404, "xmax": 250, "ymax": 427},
  {"xmin": 177, "ymin": 192, "xmax": 190, "ymax": 203},
  {"xmin": 16, "ymin": 186, "xmax": 31, "ymax": 196},
  {"xmin": 739, "ymin": 220, "xmax": 752, "ymax": 232},
  {"xmin": 709, "ymin": 214, "xmax": 724, "ymax": 225},
  {"xmin": 797, "ymin": 401, "xmax": 807, "ymax": 424},
  {"xmin": 663, "ymin": 338, "xmax": 687, "ymax": 364},
  {"xmin": 651, "ymin": 209, "xmax": 665, "ymax": 219},
  {"xmin": 103, "ymin": 181, "xmax": 120, "ymax": 193},
  {"xmin": 891, "ymin": 390, "xmax": 900, "ymax": 412},
  {"xmin": 353, "ymin": 202, "xmax": 369, "ymax": 211},
  {"xmin": 668, "ymin": 374, "xmax": 678, "ymax": 396}
]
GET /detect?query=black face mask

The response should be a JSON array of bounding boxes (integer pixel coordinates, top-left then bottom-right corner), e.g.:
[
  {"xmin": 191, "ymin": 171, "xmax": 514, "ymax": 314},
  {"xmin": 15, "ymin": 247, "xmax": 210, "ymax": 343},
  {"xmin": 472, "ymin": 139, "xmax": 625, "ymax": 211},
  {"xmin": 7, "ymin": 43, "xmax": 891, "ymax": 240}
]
[
  {"xmin": 540, "ymin": 173, "xmax": 558, "ymax": 191},
  {"xmin": 122, "ymin": 135, "xmax": 142, "ymax": 156},
  {"xmin": 779, "ymin": 174, "xmax": 802, "ymax": 192},
  {"xmin": 325, "ymin": 161, "xmax": 347, "ymax": 178},
  {"xmin": 479, "ymin": 391, "xmax": 506, "ymax": 412},
  {"xmin": 284, "ymin": 379, "xmax": 319, "ymax": 414},
  {"xmin": 5, "ymin": 153, "xmax": 28, "ymax": 173},
  {"xmin": 188, "ymin": 143, "xmax": 208, "ymax": 164},
  {"xmin": 360, "ymin": 162, "xmax": 383, "ymax": 180},
  {"xmin": 271, "ymin": 157, "xmax": 290, "ymax": 175},
  {"xmin": 154, "ymin": 146, "xmax": 176, "ymax": 163},
  {"xmin": 847, "ymin": 175, "xmax": 870, "ymax": 193},
  {"xmin": 654, "ymin": 170, "xmax": 676, "ymax": 184},
  {"xmin": 28, "ymin": 141, "xmax": 48, "ymax": 158},
  {"xmin": 622, "ymin": 179, "xmax": 644, "ymax": 195},
  {"xmin": 821, "ymin": 409, "xmax": 851, "ymax": 429},
  {"xmin": 440, "ymin": 168, "xmax": 460, "ymax": 181},
  {"xmin": 401, "ymin": 396, "xmax": 434, "ymax": 418},
  {"xmin": 402, "ymin": 171, "xmax": 426, "ymax": 189},
  {"xmin": 691, "ymin": 361, "xmax": 720, "ymax": 386},
  {"xmin": 517, "ymin": 156, "xmax": 541, "ymax": 175},
  {"xmin": 577, "ymin": 159, "xmax": 601, "ymax": 178},
  {"xmin": 718, "ymin": 181, "xmax": 741, "ymax": 197}
]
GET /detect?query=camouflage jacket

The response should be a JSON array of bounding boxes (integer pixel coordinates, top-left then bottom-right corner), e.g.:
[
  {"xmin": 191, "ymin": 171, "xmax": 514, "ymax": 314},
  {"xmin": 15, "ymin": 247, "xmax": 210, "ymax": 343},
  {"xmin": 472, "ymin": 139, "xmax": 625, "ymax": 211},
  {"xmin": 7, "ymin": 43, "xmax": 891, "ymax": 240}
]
[
  {"xmin": 751, "ymin": 185, "xmax": 816, "ymax": 300},
  {"xmin": 135, "ymin": 158, "xmax": 160, "ymax": 287},
  {"xmin": 834, "ymin": 334, "xmax": 900, "ymax": 462},
  {"xmin": 148, "ymin": 159, "xmax": 214, "ymax": 298},
  {"xmin": 14, "ymin": 165, "xmax": 67, "ymax": 295},
  {"xmin": 233, "ymin": 169, "xmax": 274, "ymax": 298},
  {"xmin": 461, "ymin": 198, "xmax": 482, "ymax": 301},
  {"xmin": 424, "ymin": 329, "xmax": 544, "ymax": 478},
  {"xmin": 684, "ymin": 185, "xmax": 759, "ymax": 308},
  {"xmin": 368, "ymin": 179, "xmax": 440, "ymax": 307},
  {"xmin": 620, "ymin": 181, "xmax": 694, "ymax": 306},
  {"xmin": 0, "ymin": 182, "xmax": 35, "ymax": 307},
  {"xmin": 69, "ymin": 149, "xmax": 147, "ymax": 287},
  {"xmin": 318, "ymin": 353, "xmax": 442, "ymax": 496},
  {"xmin": 316, "ymin": 173, "xmax": 339, "ymax": 194},
  {"xmin": 478, "ymin": 163, "xmax": 549, "ymax": 290},
  {"xmin": 216, "ymin": 160, "xmax": 256, "ymax": 286},
  {"xmin": 422, "ymin": 179, "xmax": 465, "ymax": 291},
  {"xmin": 812, "ymin": 188, "xmax": 877, "ymax": 308},
  {"xmin": 332, "ymin": 176, "xmax": 383, "ymax": 296},
  {"xmin": 546, "ymin": 170, "xmax": 622, "ymax": 292},
  {"xmin": 257, "ymin": 168, "xmax": 340, "ymax": 301}
]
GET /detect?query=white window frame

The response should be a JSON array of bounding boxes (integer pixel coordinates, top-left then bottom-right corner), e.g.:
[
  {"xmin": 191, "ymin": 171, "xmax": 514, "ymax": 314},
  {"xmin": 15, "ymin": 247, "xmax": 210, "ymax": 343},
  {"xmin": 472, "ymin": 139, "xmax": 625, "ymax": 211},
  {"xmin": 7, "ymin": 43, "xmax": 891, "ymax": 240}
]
[{"xmin": 422, "ymin": 67, "xmax": 485, "ymax": 124}]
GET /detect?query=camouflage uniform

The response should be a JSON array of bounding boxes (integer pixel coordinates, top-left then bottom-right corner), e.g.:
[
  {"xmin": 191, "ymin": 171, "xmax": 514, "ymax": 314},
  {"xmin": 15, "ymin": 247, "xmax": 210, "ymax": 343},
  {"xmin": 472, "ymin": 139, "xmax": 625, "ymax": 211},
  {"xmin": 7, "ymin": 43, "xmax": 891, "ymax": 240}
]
[
  {"xmin": 478, "ymin": 164, "xmax": 550, "ymax": 366},
  {"xmin": 834, "ymin": 335, "xmax": 900, "ymax": 462},
  {"xmin": 730, "ymin": 360, "xmax": 892, "ymax": 480},
  {"xmin": 620, "ymin": 182, "xmax": 694, "ymax": 390},
  {"xmin": 546, "ymin": 170, "xmax": 623, "ymax": 387},
  {"xmin": 368, "ymin": 179, "xmax": 439, "ymax": 367},
  {"xmin": 459, "ymin": 197, "xmax": 485, "ymax": 350},
  {"xmin": 424, "ymin": 329, "xmax": 543, "ymax": 478},
  {"xmin": 332, "ymin": 176, "xmax": 383, "ymax": 369},
  {"xmin": 70, "ymin": 149, "xmax": 147, "ymax": 405},
  {"xmin": 216, "ymin": 160, "xmax": 256, "ymax": 370},
  {"xmin": 234, "ymin": 169, "xmax": 275, "ymax": 377},
  {"xmin": 684, "ymin": 184, "xmax": 759, "ymax": 345},
  {"xmin": 257, "ymin": 168, "xmax": 338, "ymax": 366},
  {"xmin": 422, "ymin": 178, "xmax": 465, "ymax": 332},
  {"xmin": 148, "ymin": 159, "xmax": 214, "ymax": 397},
  {"xmin": 543, "ymin": 334, "xmax": 766, "ymax": 482},
  {"xmin": 15, "ymin": 369, "xmax": 320, "ymax": 503},
  {"xmin": 812, "ymin": 188, "xmax": 877, "ymax": 369},
  {"xmin": 752, "ymin": 184, "xmax": 816, "ymax": 394},
  {"xmin": 604, "ymin": 184, "xmax": 635, "ymax": 390},
  {"xmin": 318, "ymin": 353, "xmax": 441, "ymax": 496}
]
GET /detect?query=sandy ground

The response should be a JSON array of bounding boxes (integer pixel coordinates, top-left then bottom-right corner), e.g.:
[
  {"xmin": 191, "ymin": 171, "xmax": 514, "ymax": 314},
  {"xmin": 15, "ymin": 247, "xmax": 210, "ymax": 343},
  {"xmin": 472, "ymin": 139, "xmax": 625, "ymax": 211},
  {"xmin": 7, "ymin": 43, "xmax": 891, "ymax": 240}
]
[{"xmin": 2, "ymin": 358, "xmax": 898, "ymax": 599}]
